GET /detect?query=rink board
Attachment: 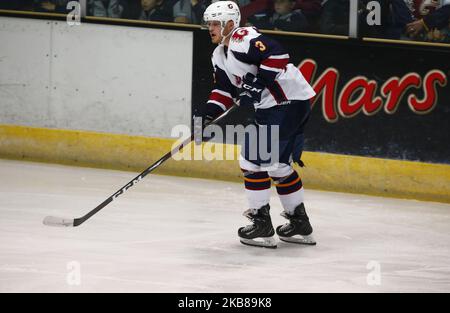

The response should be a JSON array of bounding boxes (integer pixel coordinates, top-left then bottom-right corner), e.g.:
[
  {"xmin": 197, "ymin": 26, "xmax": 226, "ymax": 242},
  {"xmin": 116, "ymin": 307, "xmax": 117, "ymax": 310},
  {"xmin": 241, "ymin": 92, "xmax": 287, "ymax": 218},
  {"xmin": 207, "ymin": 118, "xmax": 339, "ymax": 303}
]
[
  {"xmin": 0, "ymin": 16, "xmax": 193, "ymax": 138},
  {"xmin": 0, "ymin": 124, "xmax": 449, "ymax": 203}
]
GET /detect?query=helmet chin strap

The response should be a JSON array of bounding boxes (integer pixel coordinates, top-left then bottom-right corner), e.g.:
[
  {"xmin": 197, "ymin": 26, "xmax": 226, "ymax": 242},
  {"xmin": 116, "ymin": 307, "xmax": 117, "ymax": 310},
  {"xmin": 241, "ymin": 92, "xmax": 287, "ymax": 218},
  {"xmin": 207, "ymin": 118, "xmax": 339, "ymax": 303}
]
[{"xmin": 220, "ymin": 21, "xmax": 236, "ymax": 44}]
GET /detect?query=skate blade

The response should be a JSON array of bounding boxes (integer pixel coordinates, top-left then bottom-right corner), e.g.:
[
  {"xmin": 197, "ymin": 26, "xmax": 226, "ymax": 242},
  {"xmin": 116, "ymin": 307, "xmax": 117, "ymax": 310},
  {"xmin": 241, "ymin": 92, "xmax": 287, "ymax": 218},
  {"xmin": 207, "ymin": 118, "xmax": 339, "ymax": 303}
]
[
  {"xmin": 279, "ymin": 234, "xmax": 316, "ymax": 245},
  {"xmin": 240, "ymin": 237, "xmax": 277, "ymax": 249}
]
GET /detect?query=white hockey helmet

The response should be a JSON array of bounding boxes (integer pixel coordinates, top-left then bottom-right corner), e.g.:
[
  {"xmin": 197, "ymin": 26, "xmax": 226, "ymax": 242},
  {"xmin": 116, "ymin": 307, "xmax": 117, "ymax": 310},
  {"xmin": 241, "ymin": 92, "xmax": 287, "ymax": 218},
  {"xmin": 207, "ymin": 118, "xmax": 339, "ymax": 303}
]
[{"xmin": 203, "ymin": 1, "xmax": 241, "ymax": 29}]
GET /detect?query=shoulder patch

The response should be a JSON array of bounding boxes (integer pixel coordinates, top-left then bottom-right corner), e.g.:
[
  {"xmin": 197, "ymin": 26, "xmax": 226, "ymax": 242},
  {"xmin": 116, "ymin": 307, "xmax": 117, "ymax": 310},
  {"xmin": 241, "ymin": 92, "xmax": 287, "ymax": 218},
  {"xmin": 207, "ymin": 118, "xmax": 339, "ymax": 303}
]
[{"xmin": 231, "ymin": 28, "xmax": 249, "ymax": 43}]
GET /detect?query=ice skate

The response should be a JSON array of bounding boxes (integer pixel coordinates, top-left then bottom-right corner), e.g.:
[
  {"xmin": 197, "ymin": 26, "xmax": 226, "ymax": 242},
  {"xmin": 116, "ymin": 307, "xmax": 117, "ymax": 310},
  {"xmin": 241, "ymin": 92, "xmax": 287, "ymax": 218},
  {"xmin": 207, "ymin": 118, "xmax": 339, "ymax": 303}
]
[
  {"xmin": 276, "ymin": 203, "xmax": 316, "ymax": 245},
  {"xmin": 238, "ymin": 204, "xmax": 277, "ymax": 249}
]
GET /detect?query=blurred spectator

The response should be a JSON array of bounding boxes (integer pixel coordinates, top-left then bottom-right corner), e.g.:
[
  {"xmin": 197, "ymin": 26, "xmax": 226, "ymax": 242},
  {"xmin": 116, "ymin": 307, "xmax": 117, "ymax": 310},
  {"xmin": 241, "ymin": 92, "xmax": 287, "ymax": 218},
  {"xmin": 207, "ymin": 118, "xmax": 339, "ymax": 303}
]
[
  {"xmin": 404, "ymin": 0, "xmax": 441, "ymax": 19},
  {"xmin": 321, "ymin": 0, "xmax": 413, "ymax": 39},
  {"xmin": 406, "ymin": 1, "xmax": 450, "ymax": 42},
  {"xmin": 172, "ymin": 0, "xmax": 208, "ymax": 24},
  {"xmin": 387, "ymin": 0, "xmax": 415, "ymax": 38},
  {"xmin": 421, "ymin": 1, "xmax": 450, "ymax": 29},
  {"xmin": 359, "ymin": 0, "xmax": 413, "ymax": 39},
  {"xmin": 139, "ymin": 0, "xmax": 173, "ymax": 21},
  {"xmin": 320, "ymin": 0, "xmax": 349, "ymax": 35},
  {"xmin": 241, "ymin": 0, "xmax": 322, "ymax": 29},
  {"xmin": 33, "ymin": 0, "xmax": 73, "ymax": 13},
  {"xmin": 247, "ymin": 0, "xmax": 309, "ymax": 32},
  {"xmin": 122, "ymin": 0, "xmax": 144, "ymax": 19},
  {"xmin": 88, "ymin": 0, "xmax": 126, "ymax": 18},
  {"xmin": 224, "ymin": 0, "xmax": 252, "ymax": 6}
]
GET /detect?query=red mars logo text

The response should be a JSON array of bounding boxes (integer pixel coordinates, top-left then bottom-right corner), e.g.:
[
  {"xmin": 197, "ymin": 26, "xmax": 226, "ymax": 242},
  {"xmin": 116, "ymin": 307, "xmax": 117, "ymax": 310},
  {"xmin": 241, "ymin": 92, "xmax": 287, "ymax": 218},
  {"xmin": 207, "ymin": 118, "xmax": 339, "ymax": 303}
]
[{"xmin": 298, "ymin": 59, "xmax": 448, "ymax": 122}]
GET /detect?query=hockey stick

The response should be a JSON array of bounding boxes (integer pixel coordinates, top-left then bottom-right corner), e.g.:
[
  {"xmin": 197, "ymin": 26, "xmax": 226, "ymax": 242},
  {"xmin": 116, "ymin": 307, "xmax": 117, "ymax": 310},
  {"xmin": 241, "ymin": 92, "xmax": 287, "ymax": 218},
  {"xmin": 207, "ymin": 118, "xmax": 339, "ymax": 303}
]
[{"xmin": 43, "ymin": 105, "xmax": 238, "ymax": 227}]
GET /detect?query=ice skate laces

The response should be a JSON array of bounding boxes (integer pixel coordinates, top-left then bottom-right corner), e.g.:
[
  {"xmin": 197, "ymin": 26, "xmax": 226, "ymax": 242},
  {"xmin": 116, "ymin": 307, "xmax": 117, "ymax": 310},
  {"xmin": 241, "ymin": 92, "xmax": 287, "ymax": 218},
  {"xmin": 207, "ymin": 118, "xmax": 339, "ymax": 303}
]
[
  {"xmin": 279, "ymin": 212, "xmax": 296, "ymax": 232},
  {"xmin": 242, "ymin": 209, "xmax": 259, "ymax": 232}
]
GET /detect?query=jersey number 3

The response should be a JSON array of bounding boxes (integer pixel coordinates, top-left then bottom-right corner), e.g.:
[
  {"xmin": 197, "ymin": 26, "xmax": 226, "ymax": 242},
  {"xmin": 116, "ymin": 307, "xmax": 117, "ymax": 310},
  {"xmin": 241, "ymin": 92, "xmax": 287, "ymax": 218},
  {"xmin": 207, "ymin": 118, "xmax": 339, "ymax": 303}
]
[{"xmin": 255, "ymin": 41, "xmax": 267, "ymax": 52}]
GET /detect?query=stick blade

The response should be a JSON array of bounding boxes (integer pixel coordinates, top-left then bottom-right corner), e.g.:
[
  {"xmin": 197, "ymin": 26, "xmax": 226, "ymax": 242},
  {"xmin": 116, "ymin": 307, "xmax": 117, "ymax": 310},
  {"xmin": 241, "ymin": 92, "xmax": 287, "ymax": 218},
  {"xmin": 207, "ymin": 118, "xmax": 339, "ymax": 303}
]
[{"xmin": 43, "ymin": 216, "xmax": 75, "ymax": 227}]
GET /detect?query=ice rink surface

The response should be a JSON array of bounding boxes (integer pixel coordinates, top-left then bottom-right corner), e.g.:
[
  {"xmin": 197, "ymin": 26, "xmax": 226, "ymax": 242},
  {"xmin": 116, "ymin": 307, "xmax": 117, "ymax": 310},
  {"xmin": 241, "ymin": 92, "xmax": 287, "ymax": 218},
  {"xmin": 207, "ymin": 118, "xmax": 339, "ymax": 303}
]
[{"xmin": 0, "ymin": 159, "xmax": 449, "ymax": 293}]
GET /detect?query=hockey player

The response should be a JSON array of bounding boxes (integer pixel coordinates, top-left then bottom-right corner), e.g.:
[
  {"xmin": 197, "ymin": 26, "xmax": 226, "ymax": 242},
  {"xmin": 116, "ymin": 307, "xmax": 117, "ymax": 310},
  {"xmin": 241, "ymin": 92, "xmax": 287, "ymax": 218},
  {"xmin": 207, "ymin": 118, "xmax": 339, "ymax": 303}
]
[{"xmin": 203, "ymin": 1, "xmax": 316, "ymax": 248}]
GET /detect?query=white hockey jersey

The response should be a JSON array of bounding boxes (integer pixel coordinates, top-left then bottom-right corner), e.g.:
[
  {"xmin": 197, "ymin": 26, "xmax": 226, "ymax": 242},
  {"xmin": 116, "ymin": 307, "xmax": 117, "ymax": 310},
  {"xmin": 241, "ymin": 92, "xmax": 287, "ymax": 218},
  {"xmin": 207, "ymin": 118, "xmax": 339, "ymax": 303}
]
[{"xmin": 207, "ymin": 27, "xmax": 316, "ymax": 113}]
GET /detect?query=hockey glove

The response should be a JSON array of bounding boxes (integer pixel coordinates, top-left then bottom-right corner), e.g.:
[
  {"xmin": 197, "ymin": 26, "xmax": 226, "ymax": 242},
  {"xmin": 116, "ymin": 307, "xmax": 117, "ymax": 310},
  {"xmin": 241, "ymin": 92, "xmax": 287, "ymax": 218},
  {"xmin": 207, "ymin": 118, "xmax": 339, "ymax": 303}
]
[
  {"xmin": 204, "ymin": 103, "xmax": 225, "ymax": 126},
  {"xmin": 238, "ymin": 73, "xmax": 265, "ymax": 107}
]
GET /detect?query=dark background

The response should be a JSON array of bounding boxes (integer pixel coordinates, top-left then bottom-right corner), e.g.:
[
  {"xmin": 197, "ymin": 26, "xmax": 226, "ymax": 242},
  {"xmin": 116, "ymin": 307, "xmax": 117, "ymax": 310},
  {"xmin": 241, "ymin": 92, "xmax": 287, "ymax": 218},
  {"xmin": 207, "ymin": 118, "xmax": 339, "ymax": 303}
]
[{"xmin": 192, "ymin": 29, "xmax": 450, "ymax": 164}]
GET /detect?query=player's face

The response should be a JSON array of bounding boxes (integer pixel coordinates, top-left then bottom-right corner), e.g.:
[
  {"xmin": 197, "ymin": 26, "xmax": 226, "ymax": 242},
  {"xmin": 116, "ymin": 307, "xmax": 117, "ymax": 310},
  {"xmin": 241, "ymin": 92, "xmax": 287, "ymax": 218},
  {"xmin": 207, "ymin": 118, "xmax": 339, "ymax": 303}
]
[{"xmin": 207, "ymin": 21, "xmax": 223, "ymax": 44}]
